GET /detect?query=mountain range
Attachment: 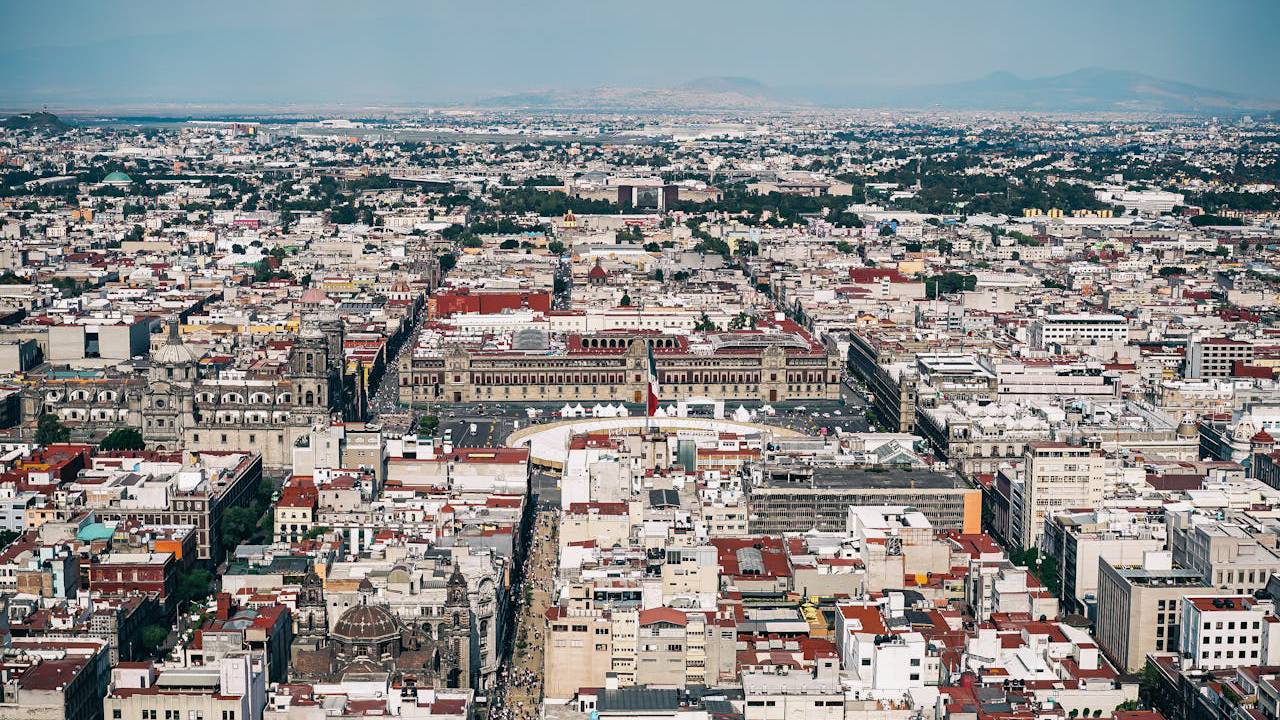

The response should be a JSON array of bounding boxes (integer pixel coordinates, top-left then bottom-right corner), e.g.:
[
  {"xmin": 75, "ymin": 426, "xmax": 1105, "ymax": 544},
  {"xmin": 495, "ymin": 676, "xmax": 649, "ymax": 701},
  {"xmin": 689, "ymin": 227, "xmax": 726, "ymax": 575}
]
[{"xmin": 482, "ymin": 68, "xmax": 1279, "ymax": 114}]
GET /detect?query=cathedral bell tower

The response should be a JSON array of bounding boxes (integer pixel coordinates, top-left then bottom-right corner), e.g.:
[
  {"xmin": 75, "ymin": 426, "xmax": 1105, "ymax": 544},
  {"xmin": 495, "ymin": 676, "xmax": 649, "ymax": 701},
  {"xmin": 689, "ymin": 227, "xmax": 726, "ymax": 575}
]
[{"xmin": 437, "ymin": 563, "xmax": 471, "ymax": 689}]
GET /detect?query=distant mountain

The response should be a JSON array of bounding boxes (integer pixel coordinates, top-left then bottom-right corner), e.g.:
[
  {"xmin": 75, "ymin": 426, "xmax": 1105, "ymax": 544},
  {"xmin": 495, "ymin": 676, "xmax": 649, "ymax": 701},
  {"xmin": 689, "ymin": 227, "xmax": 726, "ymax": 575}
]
[
  {"xmin": 809, "ymin": 68, "xmax": 1278, "ymax": 113},
  {"xmin": 0, "ymin": 111, "xmax": 71, "ymax": 132},
  {"xmin": 481, "ymin": 76, "xmax": 810, "ymax": 111},
  {"xmin": 479, "ymin": 69, "xmax": 1278, "ymax": 114}
]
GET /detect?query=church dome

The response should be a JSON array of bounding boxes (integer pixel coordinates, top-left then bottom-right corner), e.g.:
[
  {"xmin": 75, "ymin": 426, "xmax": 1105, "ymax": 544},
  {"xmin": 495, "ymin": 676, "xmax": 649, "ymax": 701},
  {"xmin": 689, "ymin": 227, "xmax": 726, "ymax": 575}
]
[
  {"xmin": 153, "ymin": 321, "xmax": 197, "ymax": 365},
  {"xmin": 332, "ymin": 604, "xmax": 400, "ymax": 644},
  {"xmin": 1176, "ymin": 415, "xmax": 1199, "ymax": 438}
]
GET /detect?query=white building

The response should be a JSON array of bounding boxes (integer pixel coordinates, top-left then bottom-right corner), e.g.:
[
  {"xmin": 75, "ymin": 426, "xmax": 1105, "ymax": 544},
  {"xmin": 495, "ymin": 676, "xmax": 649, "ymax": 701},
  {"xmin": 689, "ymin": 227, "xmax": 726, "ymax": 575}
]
[
  {"xmin": 1180, "ymin": 595, "xmax": 1280, "ymax": 671},
  {"xmin": 1029, "ymin": 314, "xmax": 1130, "ymax": 350}
]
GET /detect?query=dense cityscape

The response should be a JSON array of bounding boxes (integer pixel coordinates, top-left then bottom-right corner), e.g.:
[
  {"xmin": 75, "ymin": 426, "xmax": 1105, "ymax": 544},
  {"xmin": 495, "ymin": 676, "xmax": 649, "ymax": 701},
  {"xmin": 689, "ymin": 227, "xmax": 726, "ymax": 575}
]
[{"xmin": 1, "ymin": 100, "xmax": 1280, "ymax": 720}]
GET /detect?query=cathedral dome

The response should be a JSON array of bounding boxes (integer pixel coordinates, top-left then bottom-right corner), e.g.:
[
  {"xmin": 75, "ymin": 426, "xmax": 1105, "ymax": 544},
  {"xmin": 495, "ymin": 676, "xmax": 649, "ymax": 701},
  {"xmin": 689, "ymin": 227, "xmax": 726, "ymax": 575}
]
[
  {"xmin": 332, "ymin": 604, "xmax": 400, "ymax": 644},
  {"xmin": 153, "ymin": 321, "xmax": 197, "ymax": 365}
]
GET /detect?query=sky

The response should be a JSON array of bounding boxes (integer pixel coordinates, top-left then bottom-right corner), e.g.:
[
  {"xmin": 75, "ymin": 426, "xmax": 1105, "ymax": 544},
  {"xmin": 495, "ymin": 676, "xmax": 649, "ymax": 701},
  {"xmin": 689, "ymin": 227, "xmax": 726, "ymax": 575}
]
[{"xmin": 2, "ymin": 0, "xmax": 1278, "ymax": 109}]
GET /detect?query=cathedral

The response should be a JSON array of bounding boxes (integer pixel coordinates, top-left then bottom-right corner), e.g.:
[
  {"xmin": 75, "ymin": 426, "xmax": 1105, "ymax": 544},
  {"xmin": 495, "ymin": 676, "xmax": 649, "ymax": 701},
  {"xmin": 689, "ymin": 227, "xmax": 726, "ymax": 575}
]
[
  {"xmin": 291, "ymin": 563, "xmax": 472, "ymax": 688},
  {"xmin": 22, "ymin": 315, "xmax": 347, "ymax": 468}
]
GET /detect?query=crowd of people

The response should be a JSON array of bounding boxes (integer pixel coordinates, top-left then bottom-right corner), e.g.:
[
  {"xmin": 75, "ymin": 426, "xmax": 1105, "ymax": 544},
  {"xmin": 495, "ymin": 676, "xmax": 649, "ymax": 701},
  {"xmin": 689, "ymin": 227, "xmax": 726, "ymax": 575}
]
[{"xmin": 488, "ymin": 510, "xmax": 559, "ymax": 720}]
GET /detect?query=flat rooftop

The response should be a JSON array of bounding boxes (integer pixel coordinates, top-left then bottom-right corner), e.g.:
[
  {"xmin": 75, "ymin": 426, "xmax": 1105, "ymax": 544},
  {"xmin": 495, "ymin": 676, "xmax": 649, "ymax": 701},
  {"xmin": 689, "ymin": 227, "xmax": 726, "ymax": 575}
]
[{"xmin": 758, "ymin": 466, "xmax": 969, "ymax": 491}]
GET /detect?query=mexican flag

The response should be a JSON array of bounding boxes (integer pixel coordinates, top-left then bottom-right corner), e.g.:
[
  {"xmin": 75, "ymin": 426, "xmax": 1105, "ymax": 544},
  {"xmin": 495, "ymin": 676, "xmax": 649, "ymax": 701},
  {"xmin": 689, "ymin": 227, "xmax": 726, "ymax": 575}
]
[{"xmin": 646, "ymin": 340, "xmax": 660, "ymax": 416}]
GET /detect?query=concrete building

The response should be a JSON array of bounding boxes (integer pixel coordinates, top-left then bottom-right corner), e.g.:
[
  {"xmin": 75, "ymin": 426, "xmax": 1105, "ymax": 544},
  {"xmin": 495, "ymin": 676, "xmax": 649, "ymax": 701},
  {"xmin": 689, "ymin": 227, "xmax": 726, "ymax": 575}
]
[
  {"xmin": 1029, "ymin": 314, "xmax": 1130, "ymax": 350},
  {"xmin": 746, "ymin": 464, "xmax": 981, "ymax": 535},
  {"xmin": 1042, "ymin": 508, "xmax": 1166, "ymax": 615},
  {"xmin": 1008, "ymin": 442, "xmax": 1105, "ymax": 551},
  {"xmin": 103, "ymin": 654, "xmax": 267, "ymax": 720},
  {"xmin": 1094, "ymin": 552, "xmax": 1209, "ymax": 673},
  {"xmin": 1180, "ymin": 595, "xmax": 1279, "ymax": 671},
  {"xmin": 1187, "ymin": 337, "xmax": 1255, "ymax": 379}
]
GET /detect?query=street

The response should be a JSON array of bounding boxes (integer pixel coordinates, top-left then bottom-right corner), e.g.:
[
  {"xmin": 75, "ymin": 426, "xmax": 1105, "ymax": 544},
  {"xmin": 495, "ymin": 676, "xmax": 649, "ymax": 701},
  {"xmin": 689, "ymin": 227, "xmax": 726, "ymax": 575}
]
[{"xmin": 488, "ymin": 509, "xmax": 558, "ymax": 720}]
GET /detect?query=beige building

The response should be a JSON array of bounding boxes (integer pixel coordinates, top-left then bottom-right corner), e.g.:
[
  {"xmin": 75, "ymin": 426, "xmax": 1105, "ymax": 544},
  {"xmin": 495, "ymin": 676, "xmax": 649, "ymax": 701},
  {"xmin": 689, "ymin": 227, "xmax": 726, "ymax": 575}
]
[
  {"xmin": 544, "ymin": 604, "xmax": 616, "ymax": 700},
  {"xmin": 401, "ymin": 330, "xmax": 841, "ymax": 407},
  {"xmin": 1009, "ymin": 443, "xmax": 1105, "ymax": 551},
  {"xmin": 1094, "ymin": 552, "xmax": 1209, "ymax": 673},
  {"xmin": 103, "ymin": 654, "xmax": 267, "ymax": 720},
  {"xmin": 544, "ymin": 595, "xmax": 734, "ymax": 700}
]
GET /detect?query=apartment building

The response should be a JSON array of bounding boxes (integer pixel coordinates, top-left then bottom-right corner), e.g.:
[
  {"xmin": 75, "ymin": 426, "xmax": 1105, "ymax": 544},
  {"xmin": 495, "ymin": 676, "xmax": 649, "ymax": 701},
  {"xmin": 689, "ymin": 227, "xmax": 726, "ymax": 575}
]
[
  {"xmin": 1180, "ymin": 595, "xmax": 1280, "ymax": 671},
  {"xmin": 1008, "ymin": 442, "xmax": 1105, "ymax": 551},
  {"xmin": 1187, "ymin": 337, "xmax": 1255, "ymax": 379}
]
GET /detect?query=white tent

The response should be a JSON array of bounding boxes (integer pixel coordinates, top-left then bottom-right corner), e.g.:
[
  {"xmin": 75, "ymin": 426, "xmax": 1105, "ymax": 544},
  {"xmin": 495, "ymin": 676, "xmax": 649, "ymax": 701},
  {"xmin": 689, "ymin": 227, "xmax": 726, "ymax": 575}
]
[
  {"xmin": 560, "ymin": 404, "xmax": 574, "ymax": 417},
  {"xmin": 653, "ymin": 406, "xmax": 668, "ymax": 418},
  {"xmin": 572, "ymin": 404, "xmax": 586, "ymax": 417},
  {"xmin": 732, "ymin": 405, "xmax": 751, "ymax": 422},
  {"xmin": 665, "ymin": 403, "xmax": 678, "ymax": 417},
  {"xmin": 616, "ymin": 404, "xmax": 630, "ymax": 417}
]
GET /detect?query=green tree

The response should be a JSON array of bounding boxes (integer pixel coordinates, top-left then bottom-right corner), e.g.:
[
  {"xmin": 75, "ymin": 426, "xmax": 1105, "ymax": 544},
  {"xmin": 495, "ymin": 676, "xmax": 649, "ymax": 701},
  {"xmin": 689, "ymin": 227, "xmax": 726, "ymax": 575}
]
[
  {"xmin": 835, "ymin": 241, "xmax": 856, "ymax": 254},
  {"xmin": 438, "ymin": 253, "xmax": 457, "ymax": 273},
  {"xmin": 1158, "ymin": 266, "xmax": 1187, "ymax": 277},
  {"xmin": 35, "ymin": 414, "xmax": 70, "ymax": 445},
  {"xmin": 499, "ymin": 238, "xmax": 519, "ymax": 250},
  {"xmin": 418, "ymin": 414, "xmax": 440, "ymax": 435},
  {"xmin": 652, "ymin": 268, "xmax": 664, "ymax": 282},
  {"xmin": 547, "ymin": 240, "xmax": 566, "ymax": 255},
  {"xmin": 174, "ymin": 568, "xmax": 214, "ymax": 607},
  {"xmin": 694, "ymin": 313, "xmax": 718, "ymax": 332},
  {"xmin": 925, "ymin": 272, "xmax": 978, "ymax": 299},
  {"xmin": 99, "ymin": 428, "xmax": 145, "ymax": 451},
  {"xmin": 220, "ymin": 507, "xmax": 259, "ymax": 553},
  {"xmin": 139, "ymin": 624, "xmax": 170, "ymax": 657},
  {"xmin": 460, "ymin": 234, "xmax": 484, "ymax": 249},
  {"xmin": 330, "ymin": 204, "xmax": 357, "ymax": 224},
  {"xmin": 620, "ymin": 293, "xmax": 631, "ymax": 307}
]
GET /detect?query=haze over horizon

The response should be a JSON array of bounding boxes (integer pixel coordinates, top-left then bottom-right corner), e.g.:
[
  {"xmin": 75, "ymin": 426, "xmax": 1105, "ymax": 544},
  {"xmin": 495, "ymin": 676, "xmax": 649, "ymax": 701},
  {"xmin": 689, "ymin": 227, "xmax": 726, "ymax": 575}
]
[{"xmin": 2, "ymin": 0, "xmax": 1279, "ymax": 110}]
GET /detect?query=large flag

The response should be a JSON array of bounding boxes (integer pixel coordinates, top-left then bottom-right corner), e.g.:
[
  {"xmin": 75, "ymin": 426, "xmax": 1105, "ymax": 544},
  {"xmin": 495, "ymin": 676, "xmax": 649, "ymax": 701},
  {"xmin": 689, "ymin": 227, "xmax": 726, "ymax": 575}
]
[{"xmin": 646, "ymin": 340, "xmax": 661, "ymax": 416}]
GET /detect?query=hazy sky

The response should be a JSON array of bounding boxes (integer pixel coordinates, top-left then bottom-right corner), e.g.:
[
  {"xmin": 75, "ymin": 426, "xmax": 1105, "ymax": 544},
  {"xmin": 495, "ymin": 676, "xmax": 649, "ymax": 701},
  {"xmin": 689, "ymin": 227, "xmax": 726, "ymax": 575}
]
[{"xmin": 2, "ymin": 0, "xmax": 1278, "ymax": 108}]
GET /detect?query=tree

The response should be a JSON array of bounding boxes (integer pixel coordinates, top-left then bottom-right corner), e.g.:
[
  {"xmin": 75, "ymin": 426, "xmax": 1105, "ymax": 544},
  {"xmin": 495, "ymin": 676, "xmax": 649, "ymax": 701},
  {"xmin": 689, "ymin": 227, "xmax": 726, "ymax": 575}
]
[
  {"xmin": 174, "ymin": 567, "xmax": 213, "ymax": 607},
  {"xmin": 547, "ymin": 240, "xmax": 566, "ymax": 255},
  {"xmin": 694, "ymin": 313, "xmax": 718, "ymax": 332},
  {"xmin": 418, "ymin": 414, "xmax": 440, "ymax": 436},
  {"xmin": 99, "ymin": 428, "xmax": 145, "ymax": 451},
  {"xmin": 35, "ymin": 414, "xmax": 70, "ymax": 445},
  {"xmin": 835, "ymin": 241, "xmax": 856, "ymax": 254},
  {"xmin": 879, "ymin": 224, "xmax": 895, "ymax": 236},
  {"xmin": 1190, "ymin": 214, "xmax": 1244, "ymax": 227},
  {"xmin": 220, "ymin": 507, "xmax": 259, "ymax": 553},
  {"xmin": 139, "ymin": 624, "xmax": 170, "ymax": 657},
  {"xmin": 460, "ymin": 234, "xmax": 484, "ymax": 249},
  {"xmin": 620, "ymin": 293, "xmax": 631, "ymax": 307},
  {"xmin": 652, "ymin": 268, "xmax": 664, "ymax": 282},
  {"xmin": 499, "ymin": 238, "xmax": 519, "ymax": 250},
  {"xmin": 438, "ymin": 253, "xmax": 457, "ymax": 273},
  {"xmin": 925, "ymin": 272, "xmax": 978, "ymax": 299},
  {"xmin": 1158, "ymin": 266, "xmax": 1187, "ymax": 277},
  {"xmin": 643, "ymin": 242, "xmax": 661, "ymax": 253},
  {"xmin": 330, "ymin": 204, "xmax": 357, "ymax": 224}
]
